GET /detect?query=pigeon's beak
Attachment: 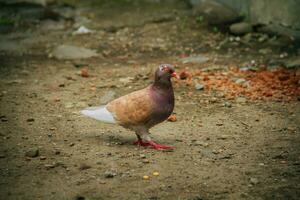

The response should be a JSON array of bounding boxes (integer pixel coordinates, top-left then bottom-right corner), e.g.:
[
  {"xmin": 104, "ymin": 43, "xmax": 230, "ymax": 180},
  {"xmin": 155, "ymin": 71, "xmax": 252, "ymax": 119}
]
[{"xmin": 171, "ymin": 72, "xmax": 179, "ymax": 79}]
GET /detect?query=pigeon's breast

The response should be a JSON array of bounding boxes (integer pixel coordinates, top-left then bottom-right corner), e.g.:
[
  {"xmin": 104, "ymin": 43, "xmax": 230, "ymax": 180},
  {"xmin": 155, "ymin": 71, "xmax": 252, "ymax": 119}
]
[{"xmin": 148, "ymin": 87, "xmax": 174, "ymax": 127}]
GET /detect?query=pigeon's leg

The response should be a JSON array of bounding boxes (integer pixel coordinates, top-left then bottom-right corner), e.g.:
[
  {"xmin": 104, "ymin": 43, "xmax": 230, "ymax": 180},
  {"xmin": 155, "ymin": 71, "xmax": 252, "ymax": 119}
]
[{"xmin": 134, "ymin": 129, "xmax": 174, "ymax": 150}]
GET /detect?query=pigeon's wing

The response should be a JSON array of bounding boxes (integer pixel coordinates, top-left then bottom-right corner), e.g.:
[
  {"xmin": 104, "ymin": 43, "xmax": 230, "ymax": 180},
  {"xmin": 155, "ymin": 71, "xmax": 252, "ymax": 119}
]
[
  {"xmin": 106, "ymin": 87, "xmax": 155, "ymax": 126},
  {"xmin": 81, "ymin": 106, "xmax": 116, "ymax": 123}
]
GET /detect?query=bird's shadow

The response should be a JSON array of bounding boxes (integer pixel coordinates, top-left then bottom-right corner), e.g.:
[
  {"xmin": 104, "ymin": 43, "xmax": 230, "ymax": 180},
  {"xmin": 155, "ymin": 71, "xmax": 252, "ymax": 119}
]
[{"xmin": 84, "ymin": 130, "xmax": 136, "ymax": 146}]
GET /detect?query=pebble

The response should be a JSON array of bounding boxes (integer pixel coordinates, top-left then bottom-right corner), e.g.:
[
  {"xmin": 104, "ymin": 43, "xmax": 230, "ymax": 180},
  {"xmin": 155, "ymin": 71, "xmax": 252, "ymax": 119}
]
[
  {"xmin": 192, "ymin": 141, "xmax": 209, "ymax": 147},
  {"xmin": 143, "ymin": 175, "xmax": 150, "ymax": 180},
  {"xmin": 236, "ymin": 97, "xmax": 247, "ymax": 103},
  {"xmin": 0, "ymin": 154, "xmax": 6, "ymax": 158},
  {"xmin": 26, "ymin": 118, "xmax": 35, "ymax": 122},
  {"xmin": 104, "ymin": 169, "xmax": 117, "ymax": 178},
  {"xmin": 250, "ymin": 177, "xmax": 259, "ymax": 185},
  {"xmin": 40, "ymin": 156, "xmax": 46, "ymax": 160},
  {"xmin": 195, "ymin": 83, "xmax": 204, "ymax": 90},
  {"xmin": 218, "ymin": 135, "xmax": 229, "ymax": 140},
  {"xmin": 153, "ymin": 172, "xmax": 159, "ymax": 176},
  {"xmin": 142, "ymin": 159, "xmax": 150, "ymax": 164},
  {"xmin": 25, "ymin": 148, "xmax": 39, "ymax": 158},
  {"xmin": 223, "ymin": 102, "xmax": 232, "ymax": 108},
  {"xmin": 139, "ymin": 154, "xmax": 146, "ymax": 159},
  {"xmin": 52, "ymin": 45, "xmax": 98, "ymax": 60},
  {"xmin": 45, "ymin": 164, "xmax": 56, "ymax": 169},
  {"xmin": 79, "ymin": 163, "xmax": 92, "ymax": 170},
  {"xmin": 229, "ymin": 22, "xmax": 253, "ymax": 35}
]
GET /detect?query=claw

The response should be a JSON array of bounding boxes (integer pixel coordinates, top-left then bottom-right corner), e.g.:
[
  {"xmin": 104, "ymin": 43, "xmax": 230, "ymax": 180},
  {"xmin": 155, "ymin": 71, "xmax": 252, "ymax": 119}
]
[{"xmin": 133, "ymin": 140, "xmax": 174, "ymax": 150}]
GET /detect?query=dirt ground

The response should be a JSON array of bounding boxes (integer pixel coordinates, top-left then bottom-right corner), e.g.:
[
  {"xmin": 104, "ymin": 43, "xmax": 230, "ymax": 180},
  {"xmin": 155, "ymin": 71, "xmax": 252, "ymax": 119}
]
[{"xmin": 0, "ymin": 1, "xmax": 300, "ymax": 200}]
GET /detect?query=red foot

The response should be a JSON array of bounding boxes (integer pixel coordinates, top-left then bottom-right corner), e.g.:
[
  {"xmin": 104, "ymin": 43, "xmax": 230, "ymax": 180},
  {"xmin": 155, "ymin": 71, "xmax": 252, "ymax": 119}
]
[{"xmin": 134, "ymin": 140, "xmax": 174, "ymax": 150}]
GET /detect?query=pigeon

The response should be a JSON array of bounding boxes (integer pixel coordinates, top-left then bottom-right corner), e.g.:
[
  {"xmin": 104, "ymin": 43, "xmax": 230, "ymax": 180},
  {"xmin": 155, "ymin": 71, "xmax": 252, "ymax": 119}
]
[{"xmin": 81, "ymin": 64, "xmax": 178, "ymax": 150}]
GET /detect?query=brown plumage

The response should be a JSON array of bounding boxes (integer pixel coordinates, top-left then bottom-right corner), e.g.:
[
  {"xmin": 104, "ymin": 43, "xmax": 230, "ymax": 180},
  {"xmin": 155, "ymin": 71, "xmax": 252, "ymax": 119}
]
[
  {"xmin": 106, "ymin": 86, "xmax": 155, "ymax": 127},
  {"xmin": 82, "ymin": 64, "xmax": 178, "ymax": 150}
]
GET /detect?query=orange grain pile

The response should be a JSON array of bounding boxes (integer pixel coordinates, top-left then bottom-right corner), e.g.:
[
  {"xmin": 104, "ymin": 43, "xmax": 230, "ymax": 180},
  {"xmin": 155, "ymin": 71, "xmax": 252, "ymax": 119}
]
[{"xmin": 179, "ymin": 67, "xmax": 300, "ymax": 101}]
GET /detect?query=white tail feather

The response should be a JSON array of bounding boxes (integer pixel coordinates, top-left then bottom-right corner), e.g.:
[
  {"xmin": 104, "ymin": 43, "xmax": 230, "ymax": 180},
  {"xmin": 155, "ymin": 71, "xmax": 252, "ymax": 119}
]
[{"xmin": 81, "ymin": 106, "xmax": 115, "ymax": 123}]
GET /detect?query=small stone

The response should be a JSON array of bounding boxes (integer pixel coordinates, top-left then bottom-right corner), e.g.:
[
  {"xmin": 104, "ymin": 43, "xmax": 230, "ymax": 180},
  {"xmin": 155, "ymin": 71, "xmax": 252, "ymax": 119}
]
[
  {"xmin": 195, "ymin": 83, "xmax": 204, "ymax": 90},
  {"xmin": 236, "ymin": 97, "xmax": 247, "ymax": 103},
  {"xmin": 230, "ymin": 22, "xmax": 253, "ymax": 35},
  {"xmin": 167, "ymin": 114, "xmax": 177, "ymax": 122},
  {"xmin": 142, "ymin": 159, "xmax": 150, "ymax": 164},
  {"xmin": 192, "ymin": 140, "xmax": 209, "ymax": 147},
  {"xmin": 143, "ymin": 175, "xmax": 150, "ymax": 180},
  {"xmin": 153, "ymin": 172, "xmax": 159, "ymax": 176},
  {"xmin": 45, "ymin": 164, "xmax": 56, "ymax": 169},
  {"xmin": 52, "ymin": 45, "xmax": 98, "ymax": 60},
  {"xmin": 26, "ymin": 118, "xmax": 35, "ymax": 122},
  {"xmin": 218, "ymin": 135, "xmax": 229, "ymax": 140},
  {"xmin": 104, "ymin": 169, "xmax": 117, "ymax": 178},
  {"xmin": 223, "ymin": 102, "xmax": 232, "ymax": 108},
  {"xmin": 25, "ymin": 148, "xmax": 39, "ymax": 158},
  {"xmin": 79, "ymin": 163, "xmax": 91, "ymax": 170},
  {"xmin": 0, "ymin": 154, "xmax": 5, "ymax": 158},
  {"xmin": 212, "ymin": 150, "xmax": 219, "ymax": 154},
  {"xmin": 54, "ymin": 149, "xmax": 61, "ymax": 155},
  {"xmin": 80, "ymin": 68, "xmax": 89, "ymax": 77},
  {"xmin": 235, "ymin": 78, "xmax": 247, "ymax": 85},
  {"xmin": 250, "ymin": 177, "xmax": 259, "ymax": 185},
  {"xmin": 139, "ymin": 154, "xmax": 146, "ymax": 159},
  {"xmin": 40, "ymin": 156, "xmax": 46, "ymax": 160},
  {"xmin": 258, "ymin": 35, "xmax": 268, "ymax": 43}
]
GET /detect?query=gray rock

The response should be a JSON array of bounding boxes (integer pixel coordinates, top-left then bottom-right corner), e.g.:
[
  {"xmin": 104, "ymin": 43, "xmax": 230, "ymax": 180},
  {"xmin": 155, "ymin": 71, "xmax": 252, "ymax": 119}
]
[
  {"xmin": 52, "ymin": 45, "xmax": 98, "ymax": 60},
  {"xmin": 100, "ymin": 91, "xmax": 116, "ymax": 104},
  {"xmin": 250, "ymin": 177, "xmax": 259, "ymax": 185},
  {"xmin": 236, "ymin": 97, "xmax": 247, "ymax": 103},
  {"xmin": 223, "ymin": 102, "xmax": 232, "ymax": 108},
  {"xmin": 104, "ymin": 169, "xmax": 117, "ymax": 178},
  {"xmin": 192, "ymin": 0, "xmax": 240, "ymax": 25},
  {"xmin": 180, "ymin": 55, "xmax": 209, "ymax": 64},
  {"xmin": 195, "ymin": 83, "xmax": 204, "ymax": 90},
  {"xmin": 25, "ymin": 148, "xmax": 39, "ymax": 158},
  {"xmin": 230, "ymin": 22, "xmax": 253, "ymax": 35}
]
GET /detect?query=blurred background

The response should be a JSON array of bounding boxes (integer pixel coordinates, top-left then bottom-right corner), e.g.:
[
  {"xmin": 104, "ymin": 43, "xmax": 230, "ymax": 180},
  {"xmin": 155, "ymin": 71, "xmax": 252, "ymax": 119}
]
[{"xmin": 0, "ymin": 0, "xmax": 299, "ymax": 200}]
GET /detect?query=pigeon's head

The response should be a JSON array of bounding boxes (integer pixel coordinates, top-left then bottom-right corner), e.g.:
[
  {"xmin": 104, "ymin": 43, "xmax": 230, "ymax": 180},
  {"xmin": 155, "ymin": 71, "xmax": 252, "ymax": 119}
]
[{"xmin": 155, "ymin": 64, "xmax": 178, "ymax": 82}]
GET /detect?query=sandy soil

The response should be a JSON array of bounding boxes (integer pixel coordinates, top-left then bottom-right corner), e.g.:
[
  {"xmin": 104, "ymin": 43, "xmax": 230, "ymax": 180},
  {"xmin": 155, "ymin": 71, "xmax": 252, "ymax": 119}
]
[{"xmin": 0, "ymin": 1, "xmax": 299, "ymax": 200}]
